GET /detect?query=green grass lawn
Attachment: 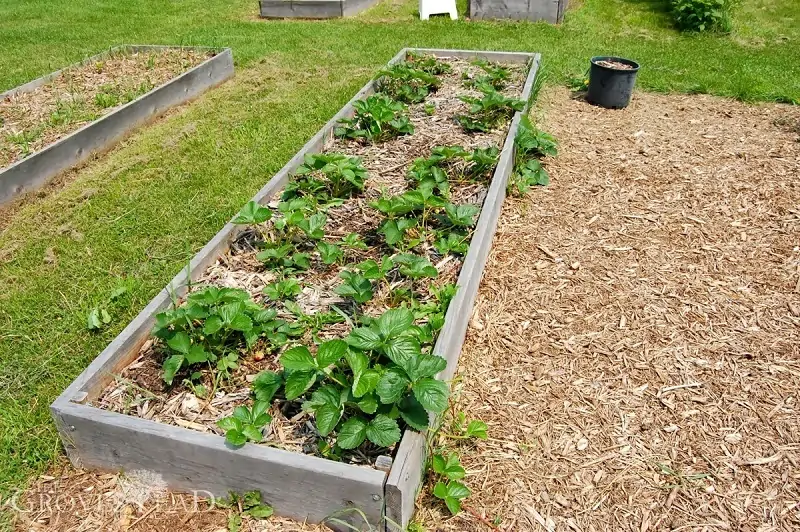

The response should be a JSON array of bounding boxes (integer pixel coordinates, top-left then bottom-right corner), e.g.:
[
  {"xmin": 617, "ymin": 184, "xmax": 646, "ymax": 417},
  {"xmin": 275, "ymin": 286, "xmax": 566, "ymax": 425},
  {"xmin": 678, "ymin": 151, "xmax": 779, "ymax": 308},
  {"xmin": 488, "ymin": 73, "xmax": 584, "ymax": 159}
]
[{"xmin": 0, "ymin": 0, "xmax": 797, "ymax": 527}]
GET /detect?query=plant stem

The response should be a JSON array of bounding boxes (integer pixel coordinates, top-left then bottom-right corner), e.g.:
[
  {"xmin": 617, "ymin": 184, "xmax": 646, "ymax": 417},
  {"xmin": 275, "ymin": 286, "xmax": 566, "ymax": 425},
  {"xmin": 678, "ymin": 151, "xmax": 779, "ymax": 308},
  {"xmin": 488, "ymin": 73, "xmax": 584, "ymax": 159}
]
[{"xmin": 462, "ymin": 504, "xmax": 498, "ymax": 530}]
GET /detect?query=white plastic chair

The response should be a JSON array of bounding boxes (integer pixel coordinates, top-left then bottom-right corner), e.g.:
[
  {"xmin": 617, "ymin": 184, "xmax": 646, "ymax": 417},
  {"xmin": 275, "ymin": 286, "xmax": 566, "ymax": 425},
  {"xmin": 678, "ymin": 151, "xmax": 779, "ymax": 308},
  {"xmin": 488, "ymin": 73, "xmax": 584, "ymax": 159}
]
[{"xmin": 419, "ymin": 0, "xmax": 458, "ymax": 20}]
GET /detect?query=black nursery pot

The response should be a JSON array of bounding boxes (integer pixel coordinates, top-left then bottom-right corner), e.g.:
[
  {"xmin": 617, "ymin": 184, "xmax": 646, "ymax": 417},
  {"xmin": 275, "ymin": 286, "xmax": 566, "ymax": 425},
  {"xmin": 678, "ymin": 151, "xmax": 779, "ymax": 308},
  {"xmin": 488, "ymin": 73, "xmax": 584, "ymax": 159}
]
[{"xmin": 587, "ymin": 56, "xmax": 640, "ymax": 109}]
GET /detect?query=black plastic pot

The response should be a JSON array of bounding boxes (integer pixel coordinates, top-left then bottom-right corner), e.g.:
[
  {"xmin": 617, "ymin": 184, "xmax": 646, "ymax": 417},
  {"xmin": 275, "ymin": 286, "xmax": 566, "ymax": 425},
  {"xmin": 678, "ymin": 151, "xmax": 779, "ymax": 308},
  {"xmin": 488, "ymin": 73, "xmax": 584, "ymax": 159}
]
[{"xmin": 587, "ymin": 56, "xmax": 640, "ymax": 109}]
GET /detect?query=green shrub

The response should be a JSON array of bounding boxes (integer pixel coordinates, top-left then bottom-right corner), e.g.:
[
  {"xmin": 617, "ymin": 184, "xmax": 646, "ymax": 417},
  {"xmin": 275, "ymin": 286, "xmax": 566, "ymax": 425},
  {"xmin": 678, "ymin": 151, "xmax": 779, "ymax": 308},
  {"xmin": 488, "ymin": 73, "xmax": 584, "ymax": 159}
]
[{"xmin": 671, "ymin": 0, "xmax": 733, "ymax": 32}]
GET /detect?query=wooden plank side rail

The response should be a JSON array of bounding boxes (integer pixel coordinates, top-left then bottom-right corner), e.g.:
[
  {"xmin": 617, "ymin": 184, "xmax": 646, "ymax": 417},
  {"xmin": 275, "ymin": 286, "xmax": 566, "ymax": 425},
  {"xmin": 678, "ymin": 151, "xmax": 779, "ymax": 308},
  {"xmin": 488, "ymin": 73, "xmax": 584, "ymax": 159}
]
[
  {"xmin": 51, "ymin": 48, "xmax": 541, "ymax": 531},
  {"xmin": 0, "ymin": 45, "xmax": 234, "ymax": 205}
]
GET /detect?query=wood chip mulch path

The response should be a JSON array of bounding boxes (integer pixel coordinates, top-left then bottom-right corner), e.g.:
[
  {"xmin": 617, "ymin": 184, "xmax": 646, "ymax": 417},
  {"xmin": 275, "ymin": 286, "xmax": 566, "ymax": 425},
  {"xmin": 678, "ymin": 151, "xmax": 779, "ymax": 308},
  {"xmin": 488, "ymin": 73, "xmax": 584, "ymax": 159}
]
[
  {"xmin": 12, "ymin": 88, "xmax": 800, "ymax": 531},
  {"xmin": 417, "ymin": 87, "xmax": 800, "ymax": 531}
]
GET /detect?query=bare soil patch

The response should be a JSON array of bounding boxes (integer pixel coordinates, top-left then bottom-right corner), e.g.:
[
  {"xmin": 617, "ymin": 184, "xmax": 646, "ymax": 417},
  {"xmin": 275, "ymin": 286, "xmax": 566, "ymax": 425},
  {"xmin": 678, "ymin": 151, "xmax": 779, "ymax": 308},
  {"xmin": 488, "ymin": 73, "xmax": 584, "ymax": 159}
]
[
  {"xmin": 417, "ymin": 87, "xmax": 800, "ymax": 531},
  {"xmin": 0, "ymin": 48, "xmax": 213, "ymax": 169}
]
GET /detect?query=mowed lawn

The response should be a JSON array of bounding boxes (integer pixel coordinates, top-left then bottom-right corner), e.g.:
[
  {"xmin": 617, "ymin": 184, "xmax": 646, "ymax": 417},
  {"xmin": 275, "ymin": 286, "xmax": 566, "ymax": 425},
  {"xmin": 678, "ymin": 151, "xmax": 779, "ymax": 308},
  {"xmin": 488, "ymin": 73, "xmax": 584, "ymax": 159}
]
[{"xmin": 0, "ymin": 0, "xmax": 797, "ymax": 527}]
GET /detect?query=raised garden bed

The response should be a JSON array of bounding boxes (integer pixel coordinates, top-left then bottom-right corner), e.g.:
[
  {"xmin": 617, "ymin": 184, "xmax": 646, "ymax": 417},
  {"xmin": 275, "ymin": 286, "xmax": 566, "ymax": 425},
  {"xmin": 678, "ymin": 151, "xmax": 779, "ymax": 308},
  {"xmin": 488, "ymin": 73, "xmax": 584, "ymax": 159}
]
[
  {"xmin": 0, "ymin": 45, "xmax": 233, "ymax": 205},
  {"xmin": 259, "ymin": 0, "xmax": 379, "ymax": 19},
  {"xmin": 51, "ymin": 48, "xmax": 540, "ymax": 531}
]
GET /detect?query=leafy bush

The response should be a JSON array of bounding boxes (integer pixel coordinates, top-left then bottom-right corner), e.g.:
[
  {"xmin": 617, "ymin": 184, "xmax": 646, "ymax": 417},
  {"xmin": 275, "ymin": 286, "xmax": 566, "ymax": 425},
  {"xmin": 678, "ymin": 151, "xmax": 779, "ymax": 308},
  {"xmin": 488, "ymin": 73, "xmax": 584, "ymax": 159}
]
[
  {"xmin": 508, "ymin": 116, "xmax": 558, "ymax": 196},
  {"xmin": 671, "ymin": 0, "xmax": 733, "ymax": 32},
  {"xmin": 280, "ymin": 307, "xmax": 450, "ymax": 450},
  {"xmin": 335, "ymin": 94, "xmax": 414, "ymax": 142},
  {"xmin": 457, "ymin": 88, "xmax": 525, "ymax": 133},
  {"xmin": 153, "ymin": 287, "xmax": 299, "ymax": 385},
  {"xmin": 376, "ymin": 63, "xmax": 440, "ymax": 104},
  {"xmin": 285, "ymin": 153, "xmax": 367, "ymax": 201}
]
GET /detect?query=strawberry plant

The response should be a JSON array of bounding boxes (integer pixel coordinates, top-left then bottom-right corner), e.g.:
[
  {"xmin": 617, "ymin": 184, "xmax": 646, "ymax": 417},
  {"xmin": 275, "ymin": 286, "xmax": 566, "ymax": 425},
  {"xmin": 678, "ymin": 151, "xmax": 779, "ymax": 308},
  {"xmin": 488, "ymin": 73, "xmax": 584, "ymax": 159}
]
[
  {"xmin": 354, "ymin": 256, "xmax": 393, "ymax": 280},
  {"xmin": 316, "ymin": 241, "xmax": 343, "ymax": 265},
  {"xmin": 392, "ymin": 254, "xmax": 438, "ymax": 280},
  {"xmin": 464, "ymin": 59, "xmax": 512, "ymax": 90},
  {"xmin": 286, "ymin": 153, "xmax": 368, "ymax": 200},
  {"xmin": 515, "ymin": 116, "xmax": 558, "ymax": 159},
  {"xmin": 457, "ymin": 87, "xmax": 525, "ymax": 133},
  {"xmin": 217, "ymin": 400, "xmax": 272, "ymax": 446},
  {"xmin": 334, "ymin": 270, "xmax": 374, "ymax": 304},
  {"xmin": 465, "ymin": 146, "xmax": 500, "ymax": 180},
  {"xmin": 263, "ymin": 278, "xmax": 302, "ymax": 301},
  {"xmin": 435, "ymin": 232, "xmax": 469, "ymax": 256},
  {"xmin": 376, "ymin": 63, "xmax": 440, "ymax": 104},
  {"xmin": 509, "ymin": 159, "xmax": 550, "ymax": 196},
  {"xmin": 154, "ymin": 287, "xmax": 290, "ymax": 385},
  {"xmin": 442, "ymin": 203, "xmax": 480, "ymax": 228},
  {"xmin": 256, "ymin": 243, "xmax": 310, "ymax": 272},
  {"xmin": 335, "ymin": 94, "xmax": 414, "ymax": 143},
  {"xmin": 218, "ymin": 490, "xmax": 274, "ymax": 531},
  {"xmin": 276, "ymin": 308, "xmax": 450, "ymax": 451},
  {"xmin": 405, "ymin": 51, "xmax": 452, "ymax": 75},
  {"xmin": 233, "ymin": 201, "xmax": 272, "ymax": 225},
  {"xmin": 340, "ymin": 232, "xmax": 368, "ymax": 251}
]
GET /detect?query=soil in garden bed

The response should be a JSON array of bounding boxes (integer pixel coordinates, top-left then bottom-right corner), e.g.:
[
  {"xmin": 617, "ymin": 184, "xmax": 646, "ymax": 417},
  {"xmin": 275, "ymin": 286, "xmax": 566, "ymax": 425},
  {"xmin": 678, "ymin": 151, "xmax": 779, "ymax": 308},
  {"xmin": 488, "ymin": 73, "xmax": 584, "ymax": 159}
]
[
  {"xmin": 94, "ymin": 56, "xmax": 526, "ymax": 467},
  {"xmin": 0, "ymin": 48, "xmax": 214, "ymax": 169}
]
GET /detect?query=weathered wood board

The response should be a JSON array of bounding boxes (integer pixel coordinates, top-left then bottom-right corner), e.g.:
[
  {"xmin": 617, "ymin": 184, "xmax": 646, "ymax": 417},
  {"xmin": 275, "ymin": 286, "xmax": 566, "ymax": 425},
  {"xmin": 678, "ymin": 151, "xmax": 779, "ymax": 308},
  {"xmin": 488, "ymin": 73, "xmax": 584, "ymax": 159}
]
[{"xmin": 0, "ymin": 45, "xmax": 234, "ymax": 206}]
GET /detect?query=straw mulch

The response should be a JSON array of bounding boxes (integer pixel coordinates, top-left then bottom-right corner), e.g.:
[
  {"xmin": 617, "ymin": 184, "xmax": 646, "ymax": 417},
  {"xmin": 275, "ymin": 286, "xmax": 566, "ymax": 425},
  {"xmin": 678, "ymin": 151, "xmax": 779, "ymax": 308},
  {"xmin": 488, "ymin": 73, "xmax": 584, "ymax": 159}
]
[
  {"xmin": 13, "ymin": 88, "xmax": 800, "ymax": 531},
  {"xmin": 416, "ymin": 87, "xmax": 800, "ymax": 531}
]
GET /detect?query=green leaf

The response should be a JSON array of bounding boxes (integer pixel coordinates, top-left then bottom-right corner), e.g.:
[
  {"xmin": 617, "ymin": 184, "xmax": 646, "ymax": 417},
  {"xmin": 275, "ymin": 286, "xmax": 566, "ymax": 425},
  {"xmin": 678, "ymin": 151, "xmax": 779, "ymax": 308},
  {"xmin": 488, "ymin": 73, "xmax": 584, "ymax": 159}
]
[
  {"xmin": 316, "ymin": 339, "xmax": 347, "ymax": 368},
  {"xmin": 280, "ymin": 346, "xmax": 316, "ymax": 371},
  {"xmin": 384, "ymin": 336, "xmax": 421, "ymax": 368},
  {"xmin": 436, "ymin": 453, "xmax": 466, "ymax": 480},
  {"xmin": 344, "ymin": 349, "xmax": 369, "ymax": 376},
  {"xmin": 336, "ymin": 417, "xmax": 368, "ymax": 449},
  {"xmin": 346, "ymin": 327, "xmax": 383, "ymax": 351},
  {"xmin": 445, "ymin": 496, "xmax": 462, "ymax": 515},
  {"xmin": 433, "ymin": 481, "xmax": 449, "ymax": 499},
  {"xmin": 162, "ymin": 354, "xmax": 185, "ymax": 385},
  {"xmin": 246, "ymin": 504, "xmax": 274, "ymax": 519},
  {"xmin": 405, "ymin": 353, "xmax": 447, "ymax": 381},
  {"xmin": 398, "ymin": 393, "xmax": 429, "ymax": 430},
  {"xmin": 466, "ymin": 420, "xmax": 488, "ymax": 440},
  {"xmin": 315, "ymin": 404, "xmax": 342, "ymax": 436},
  {"xmin": 203, "ymin": 315, "xmax": 223, "ymax": 335},
  {"xmin": 233, "ymin": 406, "xmax": 251, "ymax": 423},
  {"xmin": 412, "ymin": 378, "xmax": 449, "ymax": 413},
  {"xmin": 87, "ymin": 308, "xmax": 103, "ymax": 330},
  {"xmin": 447, "ymin": 481, "xmax": 471, "ymax": 499},
  {"xmin": 166, "ymin": 332, "xmax": 191, "ymax": 354},
  {"xmin": 225, "ymin": 430, "xmax": 248, "ymax": 447},
  {"xmin": 356, "ymin": 394, "xmax": 378, "ymax": 414},
  {"xmin": 366, "ymin": 415, "xmax": 401, "ymax": 447},
  {"xmin": 242, "ymin": 424, "xmax": 264, "ymax": 442},
  {"xmin": 233, "ymin": 201, "xmax": 272, "ymax": 224},
  {"xmin": 185, "ymin": 345, "xmax": 211, "ymax": 365},
  {"xmin": 284, "ymin": 370, "xmax": 317, "ymax": 400},
  {"xmin": 217, "ymin": 417, "xmax": 241, "ymax": 433},
  {"xmin": 377, "ymin": 307, "xmax": 414, "ymax": 338},
  {"xmin": 376, "ymin": 367, "xmax": 410, "ymax": 404},
  {"xmin": 252, "ymin": 371, "xmax": 283, "ymax": 402},
  {"xmin": 353, "ymin": 369, "xmax": 380, "ymax": 398}
]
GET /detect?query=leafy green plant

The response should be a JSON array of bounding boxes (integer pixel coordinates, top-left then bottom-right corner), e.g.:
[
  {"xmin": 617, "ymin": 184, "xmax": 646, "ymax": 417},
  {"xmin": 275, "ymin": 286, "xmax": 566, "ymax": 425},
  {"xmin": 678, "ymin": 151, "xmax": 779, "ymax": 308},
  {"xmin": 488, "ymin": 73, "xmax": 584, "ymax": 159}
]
[
  {"xmin": 334, "ymin": 270, "xmax": 374, "ymax": 304},
  {"xmin": 515, "ymin": 116, "xmax": 558, "ymax": 159},
  {"xmin": 317, "ymin": 241, "xmax": 344, "ymax": 265},
  {"xmin": 256, "ymin": 243, "xmax": 310, "ymax": 272},
  {"xmin": 457, "ymin": 88, "xmax": 525, "ymax": 133},
  {"xmin": 465, "ymin": 146, "xmax": 500, "ymax": 180},
  {"xmin": 671, "ymin": 0, "xmax": 733, "ymax": 32},
  {"xmin": 442, "ymin": 203, "xmax": 480, "ymax": 228},
  {"xmin": 218, "ymin": 490, "xmax": 274, "ymax": 531},
  {"xmin": 405, "ymin": 52, "xmax": 452, "ymax": 75},
  {"xmin": 465, "ymin": 59, "xmax": 512, "ymax": 90},
  {"xmin": 341, "ymin": 232, "xmax": 368, "ymax": 251},
  {"xmin": 435, "ymin": 233, "xmax": 469, "ymax": 256},
  {"xmin": 283, "ymin": 301, "xmax": 345, "ymax": 333},
  {"xmin": 509, "ymin": 159, "xmax": 550, "ymax": 195},
  {"xmin": 335, "ymin": 94, "xmax": 414, "ymax": 143},
  {"xmin": 153, "ymin": 287, "xmax": 291, "ymax": 385},
  {"xmin": 376, "ymin": 63, "xmax": 440, "ymax": 104},
  {"xmin": 263, "ymin": 277, "xmax": 302, "ymax": 301},
  {"xmin": 286, "ymin": 153, "xmax": 368, "ymax": 200},
  {"xmin": 433, "ymin": 477, "xmax": 471, "ymax": 515},
  {"xmin": 424, "ymin": 102, "xmax": 436, "ymax": 115},
  {"xmin": 278, "ymin": 308, "xmax": 450, "ymax": 451},
  {"xmin": 392, "ymin": 254, "xmax": 438, "ymax": 280},
  {"xmin": 354, "ymin": 256, "xmax": 394, "ymax": 280},
  {"xmin": 217, "ymin": 400, "xmax": 272, "ymax": 446},
  {"xmin": 94, "ymin": 89, "xmax": 120, "ymax": 109},
  {"xmin": 232, "ymin": 201, "xmax": 272, "ymax": 225}
]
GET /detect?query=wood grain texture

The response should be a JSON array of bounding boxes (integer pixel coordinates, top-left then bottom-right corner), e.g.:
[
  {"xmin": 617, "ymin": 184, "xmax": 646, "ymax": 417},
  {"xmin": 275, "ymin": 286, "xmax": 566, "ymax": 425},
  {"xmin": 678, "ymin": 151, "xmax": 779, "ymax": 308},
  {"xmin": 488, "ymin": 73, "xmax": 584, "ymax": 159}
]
[
  {"xmin": 52, "ymin": 401, "xmax": 385, "ymax": 530},
  {"xmin": 0, "ymin": 47, "xmax": 234, "ymax": 205}
]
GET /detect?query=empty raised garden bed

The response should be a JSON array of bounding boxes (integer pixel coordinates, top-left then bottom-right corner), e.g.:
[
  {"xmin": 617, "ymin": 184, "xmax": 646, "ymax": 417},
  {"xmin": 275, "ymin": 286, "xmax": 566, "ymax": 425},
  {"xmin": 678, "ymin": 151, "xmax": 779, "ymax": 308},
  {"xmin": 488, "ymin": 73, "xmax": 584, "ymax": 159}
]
[
  {"xmin": 0, "ymin": 45, "xmax": 233, "ymax": 205},
  {"xmin": 259, "ymin": 0, "xmax": 379, "ymax": 19},
  {"xmin": 51, "ymin": 48, "xmax": 540, "ymax": 531}
]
